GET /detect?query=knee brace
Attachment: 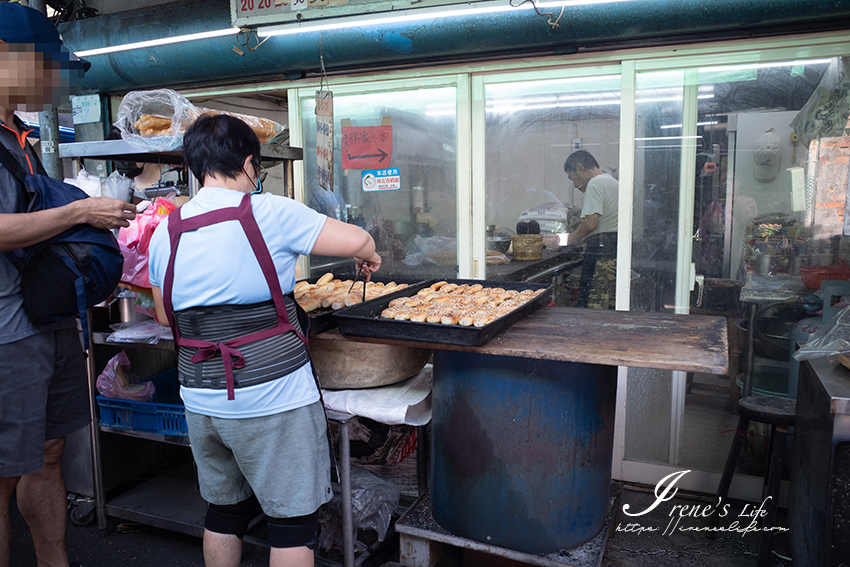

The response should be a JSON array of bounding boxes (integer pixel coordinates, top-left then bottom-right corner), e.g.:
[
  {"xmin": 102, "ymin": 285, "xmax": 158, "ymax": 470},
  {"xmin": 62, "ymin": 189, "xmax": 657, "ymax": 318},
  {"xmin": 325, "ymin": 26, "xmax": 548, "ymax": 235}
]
[
  {"xmin": 205, "ymin": 495, "xmax": 262, "ymax": 538},
  {"xmin": 267, "ymin": 511, "xmax": 319, "ymax": 549}
]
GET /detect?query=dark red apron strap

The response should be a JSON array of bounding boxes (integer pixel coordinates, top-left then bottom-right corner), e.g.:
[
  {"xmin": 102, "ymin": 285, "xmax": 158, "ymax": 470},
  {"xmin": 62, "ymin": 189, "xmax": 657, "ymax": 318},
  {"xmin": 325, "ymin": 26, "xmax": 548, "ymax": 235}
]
[
  {"xmin": 162, "ymin": 206, "xmax": 184, "ymax": 337},
  {"xmin": 233, "ymin": 195, "xmax": 307, "ymax": 344}
]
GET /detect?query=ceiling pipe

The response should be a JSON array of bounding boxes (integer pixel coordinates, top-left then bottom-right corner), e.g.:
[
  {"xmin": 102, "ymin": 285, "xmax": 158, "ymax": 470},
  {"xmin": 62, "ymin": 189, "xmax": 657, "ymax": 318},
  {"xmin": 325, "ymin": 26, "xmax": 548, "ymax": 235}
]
[{"xmin": 59, "ymin": 0, "xmax": 850, "ymax": 94}]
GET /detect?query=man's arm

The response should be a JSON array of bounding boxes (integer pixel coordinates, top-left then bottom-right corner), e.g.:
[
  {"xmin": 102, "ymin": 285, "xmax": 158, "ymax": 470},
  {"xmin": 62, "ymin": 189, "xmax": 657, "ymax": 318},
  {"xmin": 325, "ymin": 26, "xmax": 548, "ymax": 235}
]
[
  {"xmin": 566, "ymin": 213, "xmax": 600, "ymax": 246},
  {"xmin": 544, "ymin": 213, "xmax": 600, "ymax": 249},
  {"xmin": 0, "ymin": 197, "xmax": 136, "ymax": 252}
]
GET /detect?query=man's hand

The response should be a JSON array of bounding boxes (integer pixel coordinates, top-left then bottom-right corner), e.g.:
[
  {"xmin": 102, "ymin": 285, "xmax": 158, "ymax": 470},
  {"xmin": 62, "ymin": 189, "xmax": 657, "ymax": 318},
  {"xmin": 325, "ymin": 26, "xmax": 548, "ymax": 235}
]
[
  {"xmin": 77, "ymin": 197, "xmax": 136, "ymax": 229},
  {"xmin": 544, "ymin": 233, "xmax": 569, "ymax": 250},
  {"xmin": 0, "ymin": 197, "xmax": 137, "ymax": 252}
]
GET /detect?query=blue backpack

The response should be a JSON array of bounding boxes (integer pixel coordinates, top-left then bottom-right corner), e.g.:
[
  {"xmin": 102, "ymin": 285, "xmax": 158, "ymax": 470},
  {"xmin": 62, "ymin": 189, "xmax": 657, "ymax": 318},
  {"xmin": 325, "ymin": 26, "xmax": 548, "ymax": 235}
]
[{"xmin": 0, "ymin": 144, "xmax": 124, "ymax": 347}]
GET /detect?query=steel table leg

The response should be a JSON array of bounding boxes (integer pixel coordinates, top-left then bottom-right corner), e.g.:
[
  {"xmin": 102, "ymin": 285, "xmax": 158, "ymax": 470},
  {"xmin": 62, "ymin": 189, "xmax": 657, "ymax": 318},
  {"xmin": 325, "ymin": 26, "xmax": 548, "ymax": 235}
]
[
  {"xmin": 83, "ymin": 310, "xmax": 108, "ymax": 533},
  {"xmin": 339, "ymin": 419, "xmax": 354, "ymax": 567}
]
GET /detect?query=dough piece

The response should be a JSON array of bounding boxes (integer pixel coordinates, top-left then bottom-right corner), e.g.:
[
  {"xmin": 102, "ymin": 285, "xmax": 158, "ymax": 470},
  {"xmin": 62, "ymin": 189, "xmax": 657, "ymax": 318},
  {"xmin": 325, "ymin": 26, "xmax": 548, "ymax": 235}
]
[
  {"xmin": 294, "ymin": 281, "xmax": 312, "ymax": 294},
  {"xmin": 440, "ymin": 283, "xmax": 459, "ymax": 294},
  {"xmin": 333, "ymin": 293, "xmax": 359, "ymax": 310},
  {"xmin": 473, "ymin": 313, "xmax": 497, "ymax": 327},
  {"xmin": 134, "ymin": 114, "xmax": 173, "ymax": 136},
  {"xmin": 425, "ymin": 313, "xmax": 444, "ymax": 324},
  {"xmin": 297, "ymin": 294, "xmax": 322, "ymax": 313},
  {"xmin": 393, "ymin": 309, "xmax": 413, "ymax": 321},
  {"xmin": 409, "ymin": 312, "xmax": 428, "ymax": 323}
]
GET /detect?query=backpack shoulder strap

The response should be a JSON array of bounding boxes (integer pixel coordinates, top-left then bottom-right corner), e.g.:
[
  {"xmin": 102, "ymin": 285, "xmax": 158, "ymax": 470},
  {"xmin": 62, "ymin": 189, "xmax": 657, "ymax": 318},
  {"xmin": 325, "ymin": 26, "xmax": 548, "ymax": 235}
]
[{"xmin": 0, "ymin": 142, "xmax": 29, "ymax": 184}]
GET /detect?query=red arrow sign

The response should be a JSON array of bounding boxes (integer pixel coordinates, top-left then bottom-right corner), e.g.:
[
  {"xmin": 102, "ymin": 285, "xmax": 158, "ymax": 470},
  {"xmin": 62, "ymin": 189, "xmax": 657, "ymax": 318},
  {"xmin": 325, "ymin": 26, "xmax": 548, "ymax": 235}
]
[{"xmin": 341, "ymin": 125, "xmax": 393, "ymax": 170}]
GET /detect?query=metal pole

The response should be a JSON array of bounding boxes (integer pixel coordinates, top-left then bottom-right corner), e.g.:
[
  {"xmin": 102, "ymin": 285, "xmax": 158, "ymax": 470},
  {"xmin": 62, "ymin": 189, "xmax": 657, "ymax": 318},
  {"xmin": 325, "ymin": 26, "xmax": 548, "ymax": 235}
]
[
  {"xmin": 37, "ymin": 110, "xmax": 63, "ymax": 179},
  {"xmin": 339, "ymin": 420, "xmax": 354, "ymax": 567},
  {"xmin": 84, "ymin": 309, "xmax": 108, "ymax": 532}
]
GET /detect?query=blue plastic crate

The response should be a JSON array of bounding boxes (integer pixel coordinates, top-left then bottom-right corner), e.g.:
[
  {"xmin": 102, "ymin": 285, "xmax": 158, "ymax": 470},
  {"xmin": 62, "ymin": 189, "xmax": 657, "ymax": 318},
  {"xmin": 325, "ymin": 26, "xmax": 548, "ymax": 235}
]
[{"xmin": 97, "ymin": 368, "xmax": 188, "ymax": 437}]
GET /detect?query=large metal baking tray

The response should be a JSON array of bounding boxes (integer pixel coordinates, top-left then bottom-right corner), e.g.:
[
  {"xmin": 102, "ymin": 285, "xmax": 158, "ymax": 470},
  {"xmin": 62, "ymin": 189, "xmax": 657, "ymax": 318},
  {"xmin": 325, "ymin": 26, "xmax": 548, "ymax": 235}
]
[
  {"xmin": 334, "ymin": 279, "xmax": 553, "ymax": 346},
  {"xmin": 297, "ymin": 274, "xmax": 424, "ymax": 334}
]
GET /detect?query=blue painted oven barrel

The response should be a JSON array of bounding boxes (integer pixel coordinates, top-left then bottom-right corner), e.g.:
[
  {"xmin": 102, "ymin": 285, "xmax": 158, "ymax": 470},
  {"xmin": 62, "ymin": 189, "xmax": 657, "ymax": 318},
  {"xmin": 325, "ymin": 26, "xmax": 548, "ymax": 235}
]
[{"xmin": 431, "ymin": 350, "xmax": 617, "ymax": 554}]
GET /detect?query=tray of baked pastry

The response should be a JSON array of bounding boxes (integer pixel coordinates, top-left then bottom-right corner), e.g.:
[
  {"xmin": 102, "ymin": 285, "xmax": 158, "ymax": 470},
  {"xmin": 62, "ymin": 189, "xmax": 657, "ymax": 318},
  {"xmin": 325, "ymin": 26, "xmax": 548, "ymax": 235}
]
[
  {"xmin": 334, "ymin": 279, "xmax": 552, "ymax": 346},
  {"xmin": 293, "ymin": 272, "xmax": 424, "ymax": 334}
]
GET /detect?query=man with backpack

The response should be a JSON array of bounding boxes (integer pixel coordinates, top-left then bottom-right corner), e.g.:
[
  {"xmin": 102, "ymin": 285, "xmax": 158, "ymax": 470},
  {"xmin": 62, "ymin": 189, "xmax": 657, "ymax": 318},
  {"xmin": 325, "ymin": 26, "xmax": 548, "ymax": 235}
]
[{"xmin": 0, "ymin": 4, "xmax": 136, "ymax": 567}]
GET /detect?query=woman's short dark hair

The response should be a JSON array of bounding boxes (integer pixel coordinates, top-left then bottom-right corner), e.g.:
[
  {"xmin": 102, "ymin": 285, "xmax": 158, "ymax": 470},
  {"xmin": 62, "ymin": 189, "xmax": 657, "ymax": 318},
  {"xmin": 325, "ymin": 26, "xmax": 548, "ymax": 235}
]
[
  {"xmin": 564, "ymin": 150, "xmax": 599, "ymax": 174},
  {"xmin": 182, "ymin": 114, "xmax": 261, "ymax": 185}
]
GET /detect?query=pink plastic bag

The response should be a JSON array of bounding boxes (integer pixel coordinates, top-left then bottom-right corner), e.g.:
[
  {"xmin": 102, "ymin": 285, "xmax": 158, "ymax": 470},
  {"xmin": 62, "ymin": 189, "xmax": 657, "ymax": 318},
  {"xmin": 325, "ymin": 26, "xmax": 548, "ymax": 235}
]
[
  {"xmin": 117, "ymin": 197, "xmax": 177, "ymax": 290},
  {"xmin": 96, "ymin": 352, "xmax": 156, "ymax": 402}
]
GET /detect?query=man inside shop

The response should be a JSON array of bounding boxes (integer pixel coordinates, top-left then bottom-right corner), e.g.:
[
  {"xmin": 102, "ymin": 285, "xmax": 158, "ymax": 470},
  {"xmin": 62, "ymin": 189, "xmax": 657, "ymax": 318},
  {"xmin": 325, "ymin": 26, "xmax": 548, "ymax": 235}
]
[
  {"xmin": 544, "ymin": 150, "xmax": 619, "ymax": 309},
  {"xmin": 0, "ymin": 5, "xmax": 136, "ymax": 567}
]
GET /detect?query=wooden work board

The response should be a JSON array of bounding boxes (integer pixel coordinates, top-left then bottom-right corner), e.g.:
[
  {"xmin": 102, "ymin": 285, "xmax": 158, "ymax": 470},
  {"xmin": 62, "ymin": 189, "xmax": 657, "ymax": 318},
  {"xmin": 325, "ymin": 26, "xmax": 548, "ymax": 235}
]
[{"xmin": 310, "ymin": 306, "xmax": 728, "ymax": 376}]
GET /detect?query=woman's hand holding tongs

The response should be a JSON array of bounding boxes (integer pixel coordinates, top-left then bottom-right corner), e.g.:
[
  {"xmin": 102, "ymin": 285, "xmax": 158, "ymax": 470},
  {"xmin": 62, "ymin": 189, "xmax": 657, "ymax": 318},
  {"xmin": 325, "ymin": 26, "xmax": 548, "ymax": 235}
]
[{"xmin": 356, "ymin": 252, "xmax": 382, "ymax": 282}]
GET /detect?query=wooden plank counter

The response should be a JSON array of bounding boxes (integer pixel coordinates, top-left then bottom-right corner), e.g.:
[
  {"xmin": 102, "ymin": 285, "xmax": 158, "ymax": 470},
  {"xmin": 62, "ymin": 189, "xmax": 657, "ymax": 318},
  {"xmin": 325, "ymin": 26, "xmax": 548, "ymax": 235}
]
[{"xmin": 310, "ymin": 306, "xmax": 728, "ymax": 375}]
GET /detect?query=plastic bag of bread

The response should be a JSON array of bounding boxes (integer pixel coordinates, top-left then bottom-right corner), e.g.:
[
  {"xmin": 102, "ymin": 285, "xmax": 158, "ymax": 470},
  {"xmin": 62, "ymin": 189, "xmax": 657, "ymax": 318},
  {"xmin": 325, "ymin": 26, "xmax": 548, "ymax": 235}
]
[
  {"xmin": 113, "ymin": 89, "xmax": 196, "ymax": 151},
  {"xmin": 191, "ymin": 107, "xmax": 284, "ymax": 144},
  {"xmin": 114, "ymin": 88, "xmax": 286, "ymax": 152}
]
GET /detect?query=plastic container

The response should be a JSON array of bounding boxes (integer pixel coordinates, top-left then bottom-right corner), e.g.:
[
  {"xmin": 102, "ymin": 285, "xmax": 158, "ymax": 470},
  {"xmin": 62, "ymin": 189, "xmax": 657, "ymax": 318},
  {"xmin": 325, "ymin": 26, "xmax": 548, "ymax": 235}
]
[
  {"xmin": 735, "ymin": 366, "xmax": 789, "ymax": 398},
  {"xmin": 97, "ymin": 368, "xmax": 187, "ymax": 436},
  {"xmin": 799, "ymin": 265, "xmax": 850, "ymax": 289}
]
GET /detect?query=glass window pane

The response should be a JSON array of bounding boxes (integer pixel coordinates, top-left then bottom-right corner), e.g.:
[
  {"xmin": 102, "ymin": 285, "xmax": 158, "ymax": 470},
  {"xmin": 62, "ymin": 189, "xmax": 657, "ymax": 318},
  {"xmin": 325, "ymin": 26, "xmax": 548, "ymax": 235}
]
[
  {"xmin": 483, "ymin": 74, "xmax": 621, "ymax": 308},
  {"xmin": 630, "ymin": 70, "xmax": 685, "ymax": 314},
  {"xmin": 300, "ymin": 86, "xmax": 458, "ymax": 279},
  {"xmin": 626, "ymin": 57, "xmax": 837, "ymax": 471}
]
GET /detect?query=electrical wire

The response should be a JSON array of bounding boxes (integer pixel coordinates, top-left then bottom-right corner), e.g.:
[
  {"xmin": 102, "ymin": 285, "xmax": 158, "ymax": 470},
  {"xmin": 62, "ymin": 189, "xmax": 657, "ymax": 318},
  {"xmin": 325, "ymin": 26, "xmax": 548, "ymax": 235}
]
[
  {"xmin": 50, "ymin": 0, "xmax": 97, "ymax": 23},
  {"xmin": 236, "ymin": 27, "xmax": 269, "ymax": 52},
  {"xmin": 510, "ymin": 0, "xmax": 565, "ymax": 28}
]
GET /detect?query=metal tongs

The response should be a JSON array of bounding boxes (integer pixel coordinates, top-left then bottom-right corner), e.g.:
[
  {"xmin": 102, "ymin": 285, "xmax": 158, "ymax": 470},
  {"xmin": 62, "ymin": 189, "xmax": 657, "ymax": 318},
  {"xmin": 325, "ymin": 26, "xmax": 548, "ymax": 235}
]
[{"xmin": 347, "ymin": 266, "xmax": 368, "ymax": 304}]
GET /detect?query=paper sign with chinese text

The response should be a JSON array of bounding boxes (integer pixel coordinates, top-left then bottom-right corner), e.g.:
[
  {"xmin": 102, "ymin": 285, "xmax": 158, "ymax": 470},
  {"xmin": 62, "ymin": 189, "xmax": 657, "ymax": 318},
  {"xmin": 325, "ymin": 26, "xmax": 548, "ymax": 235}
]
[
  {"xmin": 236, "ymin": 0, "xmax": 278, "ymax": 17},
  {"xmin": 361, "ymin": 168, "xmax": 400, "ymax": 192},
  {"xmin": 316, "ymin": 91, "xmax": 333, "ymax": 191},
  {"xmin": 72, "ymin": 95, "xmax": 101, "ymax": 125},
  {"xmin": 341, "ymin": 125, "xmax": 392, "ymax": 170}
]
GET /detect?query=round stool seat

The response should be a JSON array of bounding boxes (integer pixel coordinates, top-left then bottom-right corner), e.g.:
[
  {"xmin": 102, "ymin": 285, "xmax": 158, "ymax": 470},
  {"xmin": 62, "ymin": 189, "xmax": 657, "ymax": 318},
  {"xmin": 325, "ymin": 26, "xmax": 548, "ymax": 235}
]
[{"xmin": 737, "ymin": 396, "xmax": 796, "ymax": 428}]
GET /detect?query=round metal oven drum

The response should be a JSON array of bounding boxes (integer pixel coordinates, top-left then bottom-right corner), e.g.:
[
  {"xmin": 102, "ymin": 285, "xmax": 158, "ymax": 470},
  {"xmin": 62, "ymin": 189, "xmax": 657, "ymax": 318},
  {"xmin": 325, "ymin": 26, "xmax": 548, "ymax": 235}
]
[
  {"xmin": 432, "ymin": 351, "xmax": 617, "ymax": 554},
  {"xmin": 311, "ymin": 340, "xmax": 432, "ymax": 390}
]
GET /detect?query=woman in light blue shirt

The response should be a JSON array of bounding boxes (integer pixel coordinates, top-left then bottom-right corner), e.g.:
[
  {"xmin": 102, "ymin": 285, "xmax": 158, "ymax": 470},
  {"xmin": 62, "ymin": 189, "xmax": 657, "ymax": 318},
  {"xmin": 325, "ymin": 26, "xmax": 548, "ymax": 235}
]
[{"xmin": 149, "ymin": 114, "xmax": 381, "ymax": 567}]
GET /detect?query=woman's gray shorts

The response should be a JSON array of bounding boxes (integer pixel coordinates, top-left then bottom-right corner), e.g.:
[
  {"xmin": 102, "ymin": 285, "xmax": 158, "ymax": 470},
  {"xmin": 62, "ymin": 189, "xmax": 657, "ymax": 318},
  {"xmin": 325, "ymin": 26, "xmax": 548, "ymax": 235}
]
[
  {"xmin": 0, "ymin": 328, "xmax": 90, "ymax": 477},
  {"xmin": 185, "ymin": 400, "xmax": 332, "ymax": 518}
]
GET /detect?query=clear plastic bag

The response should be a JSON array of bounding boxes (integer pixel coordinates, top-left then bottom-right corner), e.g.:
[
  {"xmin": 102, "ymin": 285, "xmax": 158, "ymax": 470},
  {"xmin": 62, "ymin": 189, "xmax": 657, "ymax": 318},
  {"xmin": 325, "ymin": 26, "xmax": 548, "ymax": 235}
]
[
  {"xmin": 95, "ymin": 352, "xmax": 155, "ymax": 402},
  {"xmin": 114, "ymin": 89, "xmax": 195, "ymax": 151},
  {"xmin": 103, "ymin": 170, "xmax": 132, "ymax": 202},
  {"xmin": 64, "ymin": 167, "xmax": 103, "ymax": 198},
  {"xmin": 114, "ymin": 88, "xmax": 287, "ymax": 151},
  {"xmin": 106, "ymin": 319, "xmax": 173, "ymax": 345},
  {"xmin": 318, "ymin": 466, "xmax": 401, "ymax": 552},
  {"xmin": 791, "ymin": 57, "xmax": 850, "ymax": 149},
  {"xmin": 404, "ymin": 235, "xmax": 457, "ymax": 267},
  {"xmin": 793, "ymin": 304, "xmax": 850, "ymax": 361}
]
